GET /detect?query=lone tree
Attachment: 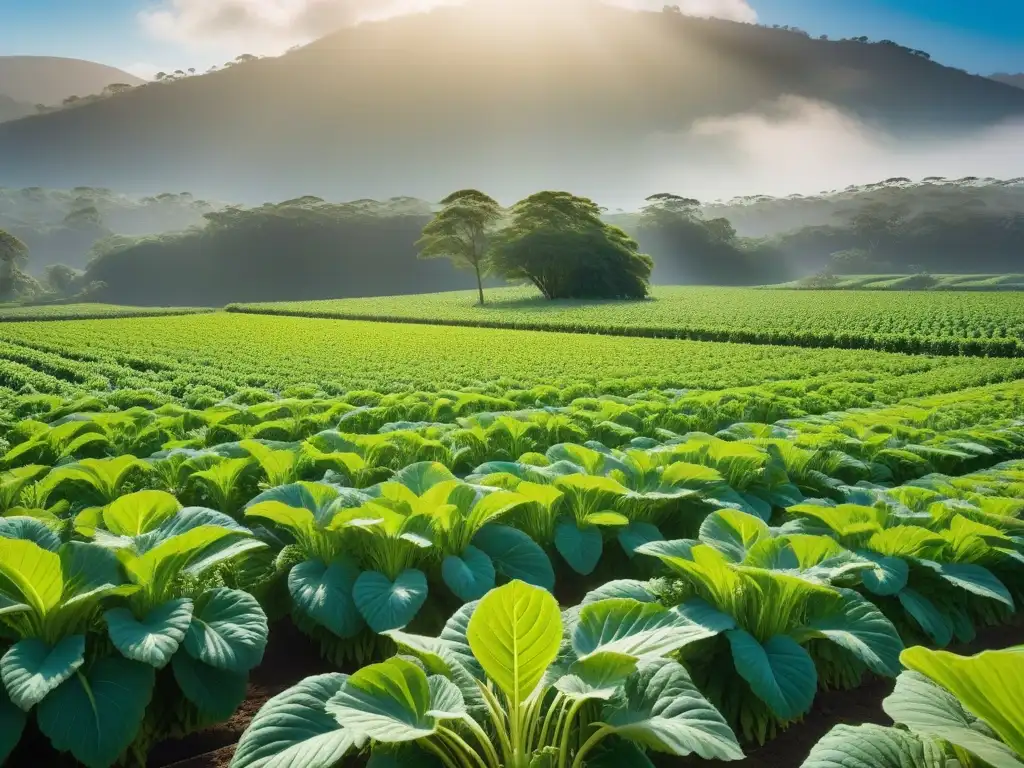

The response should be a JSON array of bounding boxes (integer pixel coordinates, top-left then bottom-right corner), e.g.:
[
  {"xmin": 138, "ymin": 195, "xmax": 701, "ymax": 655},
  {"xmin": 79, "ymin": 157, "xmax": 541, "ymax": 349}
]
[
  {"xmin": 416, "ymin": 189, "xmax": 502, "ymax": 305},
  {"xmin": 0, "ymin": 229, "xmax": 29, "ymax": 300},
  {"xmin": 490, "ymin": 191, "xmax": 653, "ymax": 300}
]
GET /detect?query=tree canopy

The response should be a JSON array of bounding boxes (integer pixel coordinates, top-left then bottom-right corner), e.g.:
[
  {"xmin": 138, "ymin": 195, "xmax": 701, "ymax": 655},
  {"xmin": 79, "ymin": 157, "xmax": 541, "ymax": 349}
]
[
  {"xmin": 490, "ymin": 191, "xmax": 653, "ymax": 300},
  {"xmin": 0, "ymin": 228, "xmax": 29, "ymax": 299},
  {"xmin": 416, "ymin": 189, "xmax": 502, "ymax": 304}
]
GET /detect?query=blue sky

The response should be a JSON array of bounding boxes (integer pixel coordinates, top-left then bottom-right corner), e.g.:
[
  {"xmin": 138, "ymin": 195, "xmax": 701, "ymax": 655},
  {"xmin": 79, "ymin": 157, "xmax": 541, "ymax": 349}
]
[{"xmin": 0, "ymin": 0, "xmax": 1021, "ymax": 79}]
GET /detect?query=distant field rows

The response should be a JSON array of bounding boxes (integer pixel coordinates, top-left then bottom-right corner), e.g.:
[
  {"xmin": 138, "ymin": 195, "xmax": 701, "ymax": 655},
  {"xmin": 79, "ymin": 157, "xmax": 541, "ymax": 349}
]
[
  {"xmin": 0, "ymin": 303, "xmax": 212, "ymax": 321},
  {"xmin": 228, "ymin": 286, "xmax": 1024, "ymax": 357},
  {"xmin": 1, "ymin": 313, "xmax": 1023, "ymax": 411}
]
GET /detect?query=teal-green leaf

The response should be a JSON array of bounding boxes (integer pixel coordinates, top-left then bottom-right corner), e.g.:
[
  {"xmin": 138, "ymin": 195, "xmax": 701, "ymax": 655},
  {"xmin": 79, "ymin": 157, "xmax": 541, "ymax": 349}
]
[
  {"xmin": 805, "ymin": 589, "xmax": 903, "ymax": 677},
  {"xmin": 36, "ymin": 655, "xmax": 155, "ymax": 768},
  {"xmin": 727, "ymin": 630, "xmax": 817, "ymax": 721},
  {"xmin": 441, "ymin": 546, "xmax": 495, "ymax": 602},
  {"xmin": 554, "ymin": 518, "xmax": 603, "ymax": 575},
  {"xmin": 883, "ymin": 670, "xmax": 1022, "ymax": 768},
  {"xmin": 366, "ymin": 745, "xmax": 444, "ymax": 768},
  {"xmin": 554, "ymin": 651, "xmax": 638, "ymax": 701},
  {"xmin": 0, "ymin": 683, "xmax": 25, "ymax": 764},
  {"xmin": 574, "ymin": 598, "xmax": 733, "ymax": 660},
  {"xmin": 799, "ymin": 724, "xmax": 947, "ymax": 768},
  {"xmin": 425, "ymin": 675, "xmax": 466, "ymax": 720},
  {"xmin": 587, "ymin": 738, "xmax": 656, "ymax": 768},
  {"xmin": 857, "ymin": 551, "xmax": 909, "ymax": 596},
  {"xmin": 325, "ymin": 657, "xmax": 437, "ymax": 742},
  {"xmin": 472, "ymin": 524, "xmax": 554, "ymax": 591},
  {"xmin": 171, "ymin": 650, "xmax": 248, "ymax": 720},
  {"xmin": 604, "ymin": 659, "xmax": 744, "ymax": 761},
  {"xmin": 288, "ymin": 559, "xmax": 364, "ymax": 639},
  {"xmin": 581, "ymin": 579, "xmax": 657, "ymax": 606},
  {"xmin": 1, "ymin": 636, "xmax": 86, "ymax": 711},
  {"xmin": 618, "ymin": 522, "xmax": 664, "ymax": 558},
  {"xmin": 183, "ymin": 588, "xmax": 268, "ymax": 673},
  {"xmin": 915, "ymin": 560, "xmax": 1014, "ymax": 609},
  {"xmin": 104, "ymin": 599, "xmax": 194, "ymax": 669},
  {"xmin": 897, "ymin": 589, "xmax": 953, "ymax": 647},
  {"xmin": 230, "ymin": 673, "xmax": 366, "ymax": 768},
  {"xmin": 390, "ymin": 462, "xmax": 457, "ymax": 494},
  {"xmin": 0, "ymin": 517, "xmax": 60, "ymax": 551},
  {"xmin": 353, "ymin": 569, "xmax": 428, "ymax": 633}
]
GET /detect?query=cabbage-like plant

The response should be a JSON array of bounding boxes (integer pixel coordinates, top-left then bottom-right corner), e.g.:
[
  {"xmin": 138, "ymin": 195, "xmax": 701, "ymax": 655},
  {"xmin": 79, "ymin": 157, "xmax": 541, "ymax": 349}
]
[
  {"xmin": 230, "ymin": 580, "xmax": 744, "ymax": 768},
  {"xmin": 78, "ymin": 490, "xmax": 270, "ymax": 757},
  {"xmin": 42, "ymin": 455, "xmax": 152, "ymax": 507},
  {"xmin": 246, "ymin": 471, "xmax": 550, "ymax": 663},
  {"xmin": 188, "ymin": 456, "xmax": 257, "ymax": 517},
  {"xmin": 0, "ymin": 538, "xmax": 151, "ymax": 767},
  {"xmin": 636, "ymin": 542, "xmax": 903, "ymax": 743},
  {"xmin": 0, "ymin": 420, "xmax": 111, "ymax": 469},
  {"xmin": 802, "ymin": 644, "xmax": 1024, "ymax": 768},
  {"xmin": 0, "ymin": 465, "xmax": 49, "ymax": 514},
  {"xmin": 786, "ymin": 502, "xmax": 1016, "ymax": 646}
]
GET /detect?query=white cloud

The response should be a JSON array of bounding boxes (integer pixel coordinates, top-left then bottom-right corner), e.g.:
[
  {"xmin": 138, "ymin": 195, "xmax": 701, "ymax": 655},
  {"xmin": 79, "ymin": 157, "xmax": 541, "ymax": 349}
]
[
  {"xmin": 634, "ymin": 96, "xmax": 1024, "ymax": 201},
  {"xmin": 122, "ymin": 62, "xmax": 164, "ymax": 81},
  {"xmin": 139, "ymin": 0, "xmax": 756, "ymax": 52}
]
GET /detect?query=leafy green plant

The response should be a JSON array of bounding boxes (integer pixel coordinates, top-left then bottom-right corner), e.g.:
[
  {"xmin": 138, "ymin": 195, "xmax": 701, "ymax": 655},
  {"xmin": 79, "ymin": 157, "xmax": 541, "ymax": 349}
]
[
  {"xmin": 43, "ymin": 455, "xmax": 152, "ymax": 507},
  {"xmin": 801, "ymin": 644, "xmax": 1024, "ymax": 768},
  {"xmin": 230, "ymin": 580, "xmax": 744, "ymax": 768},
  {"xmin": 637, "ymin": 541, "xmax": 903, "ymax": 743}
]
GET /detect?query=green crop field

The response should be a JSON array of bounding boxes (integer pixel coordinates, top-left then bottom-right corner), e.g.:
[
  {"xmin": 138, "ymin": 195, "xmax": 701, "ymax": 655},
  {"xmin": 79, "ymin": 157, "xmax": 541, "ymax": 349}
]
[
  {"xmin": 229, "ymin": 285, "xmax": 1024, "ymax": 356},
  {"xmin": 1, "ymin": 304, "xmax": 1023, "ymax": 768},
  {"xmin": 772, "ymin": 273, "xmax": 1024, "ymax": 290},
  {"xmin": 0, "ymin": 302, "xmax": 208, "ymax": 321}
]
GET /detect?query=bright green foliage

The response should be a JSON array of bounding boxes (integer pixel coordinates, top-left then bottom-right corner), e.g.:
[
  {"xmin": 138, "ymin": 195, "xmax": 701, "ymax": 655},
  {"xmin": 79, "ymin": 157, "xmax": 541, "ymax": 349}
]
[
  {"xmin": 231, "ymin": 581, "xmax": 744, "ymax": 768},
  {"xmin": 802, "ymin": 644, "xmax": 1024, "ymax": 768}
]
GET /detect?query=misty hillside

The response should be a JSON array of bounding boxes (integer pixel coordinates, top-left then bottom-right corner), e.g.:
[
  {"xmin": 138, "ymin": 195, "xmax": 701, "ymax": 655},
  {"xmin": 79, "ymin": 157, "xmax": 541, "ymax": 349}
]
[
  {"xmin": 1, "ymin": 1, "xmax": 1023, "ymax": 201},
  {"xmin": 991, "ymin": 73, "xmax": 1024, "ymax": 90},
  {"xmin": 0, "ymin": 94, "xmax": 33, "ymax": 123},
  {"xmin": 0, "ymin": 56, "xmax": 144, "ymax": 106}
]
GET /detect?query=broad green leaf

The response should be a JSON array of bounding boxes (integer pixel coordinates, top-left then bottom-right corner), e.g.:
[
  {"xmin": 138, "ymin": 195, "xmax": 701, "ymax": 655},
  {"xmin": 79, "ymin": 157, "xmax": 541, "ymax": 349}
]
[
  {"xmin": 36, "ymin": 656, "xmax": 155, "ymax": 768},
  {"xmin": 391, "ymin": 462, "xmax": 457, "ymax": 494},
  {"xmin": 353, "ymin": 569, "xmax": 428, "ymax": 633},
  {"xmin": 585, "ymin": 511, "xmax": 630, "ymax": 527},
  {"xmin": 581, "ymin": 579, "xmax": 656, "ymax": 605},
  {"xmin": 554, "ymin": 651, "xmax": 637, "ymax": 701},
  {"xmin": 604, "ymin": 659, "xmax": 744, "ymax": 761},
  {"xmin": 554, "ymin": 518, "xmax": 603, "ymax": 575},
  {"xmin": 587, "ymin": 738, "xmax": 656, "ymax": 768},
  {"xmin": 902, "ymin": 646, "xmax": 1024, "ymax": 757},
  {"xmin": 465, "ymin": 490, "xmax": 529, "ymax": 533},
  {"xmin": 914, "ymin": 560, "xmax": 1014, "ymax": 608},
  {"xmin": 171, "ymin": 650, "xmax": 248, "ymax": 720},
  {"xmin": 102, "ymin": 490, "xmax": 180, "ymax": 537},
  {"xmin": 104, "ymin": 599, "xmax": 194, "ymax": 669},
  {"xmin": 425, "ymin": 675, "xmax": 466, "ymax": 719},
  {"xmin": 184, "ymin": 588, "xmax": 268, "ymax": 673},
  {"xmin": 727, "ymin": 630, "xmax": 817, "ymax": 721},
  {"xmin": 883, "ymin": 670, "xmax": 1022, "ymax": 768},
  {"xmin": 441, "ymin": 546, "xmax": 495, "ymax": 602},
  {"xmin": 869, "ymin": 527, "xmax": 945, "ymax": 560},
  {"xmin": 0, "ymin": 517, "xmax": 61, "ymax": 551},
  {"xmin": 857, "ymin": 551, "xmax": 910, "ymax": 596},
  {"xmin": 0, "ymin": 538, "xmax": 63, "ymax": 617},
  {"xmin": 245, "ymin": 502, "xmax": 317, "ymax": 538},
  {"xmin": 573, "ymin": 598, "xmax": 733, "ymax": 660},
  {"xmin": 123, "ymin": 524, "xmax": 242, "ymax": 593},
  {"xmin": 618, "ymin": 522, "xmax": 663, "ymax": 558},
  {"xmin": 472, "ymin": 524, "xmax": 554, "ymax": 591},
  {"xmin": 231, "ymin": 673, "xmax": 366, "ymax": 768},
  {"xmin": 467, "ymin": 580, "xmax": 561, "ymax": 705},
  {"xmin": 1, "ymin": 636, "xmax": 85, "ymax": 711},
  {"xmin": 325, "ymin": 658, "xmax": 439, "ymax": 742},
  {"xmin": 0, "ymin": 684, "xmax": 25, "ymax": 764},
  {"xmin": 700, "ymin": 509, "xmax": 771, "ymax": 563},
  {"xmin": 897, "ymin": 589, "xmax": 953, "ymax": 647},
  {"xmin": 288, "ymin": 560, "xmax": 364, "ymax": 639},
  {"xmin": 800, "ymin": 724, "xmax": 947, "ymax": 768},
  {"xmin": 804, "ymin": 589, "xmax": 903, "ymax": 677}
]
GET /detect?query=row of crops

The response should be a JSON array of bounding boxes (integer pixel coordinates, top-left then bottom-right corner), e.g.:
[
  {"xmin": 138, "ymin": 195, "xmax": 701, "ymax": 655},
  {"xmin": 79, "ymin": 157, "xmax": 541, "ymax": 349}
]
[
  {"xmin": 228, "ymin": 286, "xmax": 1024, "ymax": 356},
  {"xmin": 1, "ymin": 314, "xmax": 1024, "ymax": 415},
  {"xmin": 0, "ymin": 372, "xmax": 1022, "ymax": 766},
  {"xmin": 0, "ymin": 304, "xmax": 209, "ymax": 322}
]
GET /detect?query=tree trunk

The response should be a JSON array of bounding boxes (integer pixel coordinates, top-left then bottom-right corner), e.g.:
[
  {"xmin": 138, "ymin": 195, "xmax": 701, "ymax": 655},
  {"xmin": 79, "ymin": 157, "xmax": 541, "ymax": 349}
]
[{"xmin": 474, "ymin": 262, "xmax": 485, "ymax": 305}]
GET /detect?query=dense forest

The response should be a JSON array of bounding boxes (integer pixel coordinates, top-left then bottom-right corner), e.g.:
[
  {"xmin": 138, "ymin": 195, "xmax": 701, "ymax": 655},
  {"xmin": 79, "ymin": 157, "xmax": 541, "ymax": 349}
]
[{"xmin": 2, "ymin": 177, "xmax": 1023, "ymax": 306}]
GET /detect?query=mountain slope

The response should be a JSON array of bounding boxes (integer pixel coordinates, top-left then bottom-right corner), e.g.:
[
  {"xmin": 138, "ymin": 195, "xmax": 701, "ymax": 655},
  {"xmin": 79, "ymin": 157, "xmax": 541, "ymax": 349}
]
[
  {"xmin": 1, "ymin": 2, "xmax": 1023, "ymax": 200},
  {"xmin": 0, "ymin": 56, "xmax": 144, "ymax": 105},
  {"xmin": 0, "ymin": 94, "xmax": 33, "ymax": 123},
  {"xmin": 991, "ymin": 73, "xmax": 1024, "ymax": 90}
]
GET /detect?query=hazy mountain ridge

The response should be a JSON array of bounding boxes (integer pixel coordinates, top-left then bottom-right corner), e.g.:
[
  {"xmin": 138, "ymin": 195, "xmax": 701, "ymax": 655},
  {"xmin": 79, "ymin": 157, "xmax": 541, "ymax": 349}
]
[
  {"xmin": 0, "ymin": 94, "xmax": 34, "ymax": 123},
  {"xmin": 1, "ymin": 3, "xmax": 1023, "ymax": 201},
  {"xmin": 991, "ymin": 73, "xmax": 1024, "ymax": 90},
  {"xmin": 0, "ymin": 56, "xmax": 144, "ymax": 107}
]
